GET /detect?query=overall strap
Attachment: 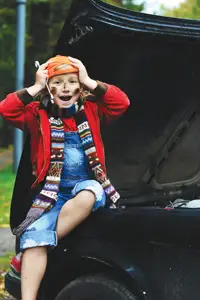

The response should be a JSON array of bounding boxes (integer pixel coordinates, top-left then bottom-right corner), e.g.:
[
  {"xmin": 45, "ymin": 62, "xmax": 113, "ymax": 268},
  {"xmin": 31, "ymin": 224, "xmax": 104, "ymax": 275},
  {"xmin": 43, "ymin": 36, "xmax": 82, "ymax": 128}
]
[{"xmin": 74, "ymin": 106, "xmax": 120, "ymax": 207}]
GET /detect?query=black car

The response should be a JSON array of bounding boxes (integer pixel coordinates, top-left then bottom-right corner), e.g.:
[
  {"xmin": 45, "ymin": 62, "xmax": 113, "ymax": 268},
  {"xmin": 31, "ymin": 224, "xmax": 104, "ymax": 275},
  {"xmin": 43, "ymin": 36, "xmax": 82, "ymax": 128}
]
[{"xmin": 5, "ymin": 0, "xmax": 200, "ymax": 299}]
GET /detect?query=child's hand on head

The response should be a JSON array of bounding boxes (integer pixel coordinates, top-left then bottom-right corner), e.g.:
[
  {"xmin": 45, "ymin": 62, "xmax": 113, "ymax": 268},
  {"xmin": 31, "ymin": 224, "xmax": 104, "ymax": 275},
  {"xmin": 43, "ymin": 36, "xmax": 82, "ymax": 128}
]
[
  {"xmin": 27, "ymin": 61, "xmax": 49, "ymax": 97},
  {"xmin": 68, "ymin": 57, "xmax": 97, "ymax": 91},
  {"xmin": 34, "ymin": 61, "xmax": 49, "ymax": 90}
]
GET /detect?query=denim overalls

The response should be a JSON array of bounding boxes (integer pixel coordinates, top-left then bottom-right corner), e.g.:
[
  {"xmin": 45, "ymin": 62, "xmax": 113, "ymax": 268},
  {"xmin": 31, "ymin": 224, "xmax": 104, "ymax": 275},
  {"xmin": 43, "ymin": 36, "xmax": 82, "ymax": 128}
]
[{"xmin": 20, "ymin": 132, "xmax": 106, "ymax": 251}]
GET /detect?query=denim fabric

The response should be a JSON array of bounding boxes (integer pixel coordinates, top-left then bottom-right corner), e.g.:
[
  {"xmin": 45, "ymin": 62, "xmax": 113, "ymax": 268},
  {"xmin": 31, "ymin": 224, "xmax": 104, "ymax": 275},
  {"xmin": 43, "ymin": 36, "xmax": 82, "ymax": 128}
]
[
  {"xmin": 72, "ymin": 180, "xmax": 106, "ymax": 211},
  {"xmin": 60, "ymin": 132, "xmax": 89, "ymax": 187},
  {"xmin": 20, "ymin": 132, "xmax": 106, "ymax": 251}
]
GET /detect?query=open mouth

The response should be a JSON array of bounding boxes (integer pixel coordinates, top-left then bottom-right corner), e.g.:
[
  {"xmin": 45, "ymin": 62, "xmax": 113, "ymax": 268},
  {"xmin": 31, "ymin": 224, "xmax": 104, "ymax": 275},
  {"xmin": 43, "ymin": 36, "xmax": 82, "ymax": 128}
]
[{"xmin": 59, "ymin": 96, "xmax": 72, "ymax": 102}]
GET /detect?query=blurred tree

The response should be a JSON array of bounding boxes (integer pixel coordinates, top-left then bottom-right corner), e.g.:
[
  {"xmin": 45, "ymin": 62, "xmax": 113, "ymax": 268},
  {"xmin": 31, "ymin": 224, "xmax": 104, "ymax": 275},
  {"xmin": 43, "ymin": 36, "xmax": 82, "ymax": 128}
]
[
  {"xmin": 161, "ymin": 0, "xmax": 200, "ymax": 20},
  {"xmin": 0, "ymin": 0, "xmax": 73, "ymax": 146},
  {"xmin": 103, "ymin": 0, "xmax": 144, "ymax": 12},
  {"xmin": 0, "ymin": 5, "xmax": 16, "ymax": 97},
  {"xmin": 0, "ymin": 3, "xmax": 16, "ymax": 146},
  {"xmin": 0, "ymin": 0, "xmax": 73, "ymax": 96},
  {"xmin": 25, "ymin": 0, "xmax": 73, "ymax": 86}
]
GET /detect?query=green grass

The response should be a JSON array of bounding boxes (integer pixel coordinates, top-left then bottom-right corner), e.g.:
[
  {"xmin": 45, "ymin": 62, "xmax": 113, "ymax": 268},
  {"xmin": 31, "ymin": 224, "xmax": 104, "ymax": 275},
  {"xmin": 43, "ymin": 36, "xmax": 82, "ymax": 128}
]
[
  {"xmin": 0, "ymin": 252, "xmax": 14, "ymax": 270},
  {"xmin": 0, "ymin": 252, "xmax": 15, "ymax": 298},
  {"xmin": 0, "ymin": 165, "xmax": 15, "ymax": 225},
  {"xmin": 0, "ymin": 163, "xmax": 16, "ymax": 297}
]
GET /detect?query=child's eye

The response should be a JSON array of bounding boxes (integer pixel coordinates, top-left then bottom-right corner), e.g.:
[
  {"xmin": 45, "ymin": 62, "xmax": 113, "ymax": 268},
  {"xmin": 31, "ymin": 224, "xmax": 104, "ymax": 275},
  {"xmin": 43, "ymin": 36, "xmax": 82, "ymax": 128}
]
[
  {"xmin": 70, "ymin": 80, "xmax": 77, "ymax": 83},
  {"xmin": 54, "ymin": 81, "xmax": 61, "ymax": 85}
]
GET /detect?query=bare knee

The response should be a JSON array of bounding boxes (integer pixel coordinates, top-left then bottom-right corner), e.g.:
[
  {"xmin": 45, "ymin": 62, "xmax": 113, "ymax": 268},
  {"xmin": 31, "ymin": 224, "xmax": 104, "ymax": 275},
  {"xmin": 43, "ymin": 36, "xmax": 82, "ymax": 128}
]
[
  {"xmin": 74, "ymin": 190, "xmax": 95, "ymax": 211},
  {"xmin": 60, "ymin": 190, "xmax": 95, "ymax": 216}
]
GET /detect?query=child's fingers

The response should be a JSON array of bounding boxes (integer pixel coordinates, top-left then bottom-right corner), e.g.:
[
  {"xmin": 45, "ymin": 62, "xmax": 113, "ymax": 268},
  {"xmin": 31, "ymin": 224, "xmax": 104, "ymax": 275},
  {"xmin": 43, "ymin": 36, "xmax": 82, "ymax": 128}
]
[
  {"xmin": 70, "ymin": 62, "xmax": 81, "ymax": 69},
  {"xmin": 68, "ymin": 56, "xmax": 79, "ymax": 62},
  {"xmin": 68, "ymin": 56, "xmax": 83, "ymax": 66},
  {"xmin": 69, "ymin": 61, "xmax": 85, "ymax": 72},
  {"xmin": 39, "ymin": 62, "xmax": 49, "ymax": 70}
]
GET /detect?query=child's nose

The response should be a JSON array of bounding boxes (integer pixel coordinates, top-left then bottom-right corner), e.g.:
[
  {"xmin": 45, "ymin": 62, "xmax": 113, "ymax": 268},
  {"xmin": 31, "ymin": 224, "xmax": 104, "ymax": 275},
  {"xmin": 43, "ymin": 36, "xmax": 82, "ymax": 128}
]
[{"xmin": 63, "ymin": 83, "xmax": 70, "ymax": 91}]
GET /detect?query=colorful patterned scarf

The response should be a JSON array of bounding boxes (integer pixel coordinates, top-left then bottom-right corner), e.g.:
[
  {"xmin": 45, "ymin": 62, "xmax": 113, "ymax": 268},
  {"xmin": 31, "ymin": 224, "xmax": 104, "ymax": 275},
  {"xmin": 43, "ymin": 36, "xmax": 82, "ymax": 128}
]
[{"xmin": 13, "ymin": 102, "xmax": 119, "ymax": 236}]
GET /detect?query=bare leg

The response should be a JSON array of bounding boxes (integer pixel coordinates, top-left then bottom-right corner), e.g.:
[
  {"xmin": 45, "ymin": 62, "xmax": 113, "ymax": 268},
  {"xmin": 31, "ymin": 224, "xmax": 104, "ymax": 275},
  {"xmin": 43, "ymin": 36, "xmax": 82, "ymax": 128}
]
[
  {"xmin": 21, "ymin": 246, "xmax": 47, "ymax": 300},
  {"xmin": 57, "ymin": 190, "xmax": 95, "ymax": 240},
  {"xmin": 20, "ymin": 190, "xmax": 95, "ymax": 299}
]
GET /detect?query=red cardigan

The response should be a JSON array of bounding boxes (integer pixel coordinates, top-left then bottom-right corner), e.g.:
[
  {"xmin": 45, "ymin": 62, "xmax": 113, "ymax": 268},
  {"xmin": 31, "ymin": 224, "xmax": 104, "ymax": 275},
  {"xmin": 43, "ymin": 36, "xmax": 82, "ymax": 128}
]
[{"xmin": 0, "ymin": 82, "xmax": 130, "ymax": 188}]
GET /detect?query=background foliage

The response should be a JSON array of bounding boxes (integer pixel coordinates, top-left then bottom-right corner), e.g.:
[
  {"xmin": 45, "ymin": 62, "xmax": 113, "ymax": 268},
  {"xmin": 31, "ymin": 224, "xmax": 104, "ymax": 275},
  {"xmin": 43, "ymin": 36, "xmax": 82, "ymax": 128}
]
[
  {"xmin": 1, "ymin": 0, "xmax": 199, "ymax": 100},
  {"xmin": 0, "ymin": 0, "xmax": 200, "ymax": 147},
  {"xmin": 0, "ymin": 0, "xmax": 73, "ymax": 146},
  {"xmin": 103, "ymin": 0, "xmax": 144, "ymax": 11},
  {"xmin": 0, "ymin": 0, "xmax": 200, "ymax": 100},
  {"xmin": 162, "ymin": 0, "xmax": 200, "ymax": 20},
  {"xmin": 0, "ymin": 165, "xmax": 15, "ymax": 225},
  {"xmin": 0, "ymin": 0, "xmax": 74, "ymax": 100}
]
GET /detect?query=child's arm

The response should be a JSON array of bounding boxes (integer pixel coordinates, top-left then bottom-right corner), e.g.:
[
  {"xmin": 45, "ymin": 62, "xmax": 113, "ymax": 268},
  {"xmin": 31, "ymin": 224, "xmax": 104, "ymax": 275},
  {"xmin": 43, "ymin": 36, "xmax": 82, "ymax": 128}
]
[
  {"xmin": 68, "ymin": 57, "xmax": 130, "ymax": 124},
  {"xmin": 91, "ymin": 81, "xmax": 130, "ymax": 124},
  {"xmin": 0, "ymin": 62, "xmax": 48, "ymax": 130}
]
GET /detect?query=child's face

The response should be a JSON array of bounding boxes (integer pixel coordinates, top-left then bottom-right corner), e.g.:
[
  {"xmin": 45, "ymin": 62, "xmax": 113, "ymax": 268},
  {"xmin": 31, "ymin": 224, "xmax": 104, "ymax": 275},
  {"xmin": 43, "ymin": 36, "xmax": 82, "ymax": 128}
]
[{"xmin": 49, "ymin": 73, "xmax": 80, "ymax": 108}]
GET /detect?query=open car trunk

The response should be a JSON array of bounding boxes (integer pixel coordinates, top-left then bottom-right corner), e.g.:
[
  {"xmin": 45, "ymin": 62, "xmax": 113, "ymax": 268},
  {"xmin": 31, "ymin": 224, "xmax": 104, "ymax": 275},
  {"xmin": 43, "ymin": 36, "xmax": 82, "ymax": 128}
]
[
  {"xmin": 6, "ymin": 2, "xmax": 200, "ymax": 300},
  {"xmin": 10, "ymin": 0, "xmax": 200, "ymax": 230},
  {"xmin": 9, "ymin": 0, "xmax": 200, "ymax": 231},
  {"xmin": 55, "ymin": 0, "xmax": 200, "ymax": 207}
]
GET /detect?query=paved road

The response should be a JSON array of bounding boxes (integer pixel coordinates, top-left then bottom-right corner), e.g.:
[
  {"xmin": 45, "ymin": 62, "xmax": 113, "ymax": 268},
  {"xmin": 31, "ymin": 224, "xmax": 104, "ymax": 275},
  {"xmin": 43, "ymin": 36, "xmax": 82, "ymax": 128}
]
[
  {"xmin": 0, "ymin": 149, "xmax": 15, "ymax": 255},
  {"xmin": 0, "ymin": 228, "xmax": 15, "ymax": 256}
]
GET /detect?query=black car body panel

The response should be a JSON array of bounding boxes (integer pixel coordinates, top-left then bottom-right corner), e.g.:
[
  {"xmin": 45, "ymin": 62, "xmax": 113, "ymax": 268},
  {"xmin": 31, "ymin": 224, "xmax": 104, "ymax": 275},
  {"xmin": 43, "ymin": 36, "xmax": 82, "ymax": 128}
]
[
  {"xmin": 7, "ymin": 207, "xmax": 200, "ymax": 299},
  {"xmin": 55, "ymin": 0, "xmax": 200, "ymax": 203},
  {"xmin": 5, "ymin": 0, "xmax": 200, "ymax": 299}
]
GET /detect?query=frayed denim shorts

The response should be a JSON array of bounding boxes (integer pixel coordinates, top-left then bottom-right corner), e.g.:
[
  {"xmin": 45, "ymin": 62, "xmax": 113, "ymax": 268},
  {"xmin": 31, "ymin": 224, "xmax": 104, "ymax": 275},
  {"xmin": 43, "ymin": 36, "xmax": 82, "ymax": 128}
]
[{"xmin": 20, "ymin": 132, "xmax": 106, "ymax": 251}]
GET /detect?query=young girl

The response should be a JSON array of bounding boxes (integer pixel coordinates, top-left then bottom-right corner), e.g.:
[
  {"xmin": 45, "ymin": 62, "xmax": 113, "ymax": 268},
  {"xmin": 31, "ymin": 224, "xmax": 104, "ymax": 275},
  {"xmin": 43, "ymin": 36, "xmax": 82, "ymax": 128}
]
[{"xmin": 0, "ymin": 55, "xmax": 130, "ymax": 300}]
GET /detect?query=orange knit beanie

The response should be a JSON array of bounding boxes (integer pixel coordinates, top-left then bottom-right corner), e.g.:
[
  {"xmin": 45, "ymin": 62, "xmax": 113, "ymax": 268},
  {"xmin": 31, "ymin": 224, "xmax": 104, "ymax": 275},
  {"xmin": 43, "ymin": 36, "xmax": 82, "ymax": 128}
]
[{"xmin": 47, "ymin": 55, "xmax": 78, "ymax": 79}]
